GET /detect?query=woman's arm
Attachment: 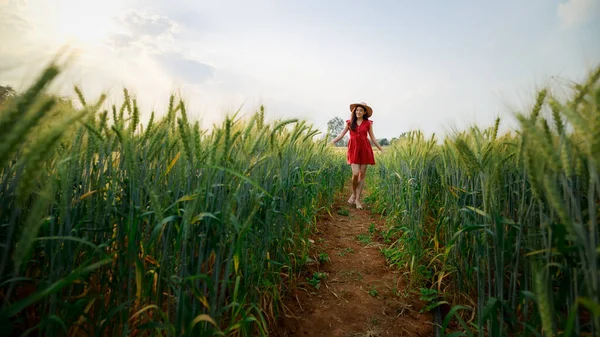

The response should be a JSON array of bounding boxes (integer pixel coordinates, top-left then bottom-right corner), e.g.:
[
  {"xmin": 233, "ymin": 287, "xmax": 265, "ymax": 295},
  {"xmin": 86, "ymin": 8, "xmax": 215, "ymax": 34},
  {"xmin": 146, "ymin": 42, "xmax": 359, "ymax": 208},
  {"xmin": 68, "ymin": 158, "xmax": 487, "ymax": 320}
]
[
  {"xmin": 368, "ymin": 123, "xmax": 384, "ymax": 152},
  {"xmin": 330, "ymin": 124, "xmax": 349, "ymax": 145}
]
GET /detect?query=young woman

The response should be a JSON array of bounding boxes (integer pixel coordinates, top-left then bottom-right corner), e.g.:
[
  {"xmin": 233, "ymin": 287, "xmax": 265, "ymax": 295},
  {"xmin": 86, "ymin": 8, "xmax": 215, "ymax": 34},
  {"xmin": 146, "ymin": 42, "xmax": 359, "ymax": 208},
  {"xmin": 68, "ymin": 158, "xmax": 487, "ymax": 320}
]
[{"xmin": 330, "ymin": 102, "xmax": 384, "ymax": 209}]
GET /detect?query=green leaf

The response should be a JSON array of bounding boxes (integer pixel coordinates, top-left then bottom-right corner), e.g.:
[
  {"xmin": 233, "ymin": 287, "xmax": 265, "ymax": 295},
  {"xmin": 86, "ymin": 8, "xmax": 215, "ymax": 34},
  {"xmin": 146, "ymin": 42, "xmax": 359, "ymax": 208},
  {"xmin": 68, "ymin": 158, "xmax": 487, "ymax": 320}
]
[
  {"xmin": 1, "ymin": 258, "xmax": 112, "ymax": 318},
  {"xmin": 191, "ymin": 212, "xmax": 219, "ymax": 224},
  {"xmin": 578, "ymin": 297, "xmax": 600, "ymax": 317},
  {"xmin": 150, "ymin": 215, "xmax": 180, "ymax": 241},
  {"xmin": 441, "ymin": 305, "xmax": 472, "ymax": 332}
]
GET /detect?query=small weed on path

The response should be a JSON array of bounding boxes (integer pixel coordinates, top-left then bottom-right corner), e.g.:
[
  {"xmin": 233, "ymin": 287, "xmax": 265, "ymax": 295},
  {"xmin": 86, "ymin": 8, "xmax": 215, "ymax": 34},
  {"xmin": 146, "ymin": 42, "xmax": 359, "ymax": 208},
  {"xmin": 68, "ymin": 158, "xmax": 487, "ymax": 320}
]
[
  {"xmin": 337, "ymin": 208, "xmax": 350, "ymax": 216},
  {"xmin": 368, "ymin": 285, "xmax": 379, "ymax": 298},
  {"xmin": 337, "ymin": 247, "xmax": 355, "ymax": 256},
  {"xmin": 356, "ymin": 233, "xmax": 372, "ymax": 244},
  {"xmin": 319, "ymin": 252, "xmax": 330, "ymax": 264}
]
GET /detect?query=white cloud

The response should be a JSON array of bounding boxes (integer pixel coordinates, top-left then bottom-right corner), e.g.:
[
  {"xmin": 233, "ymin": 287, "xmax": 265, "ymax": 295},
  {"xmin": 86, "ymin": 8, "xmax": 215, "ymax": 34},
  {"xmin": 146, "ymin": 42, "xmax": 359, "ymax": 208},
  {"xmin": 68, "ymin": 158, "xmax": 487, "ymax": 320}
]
[
  {"xmin": 120, "ymin": 10, "xmax": 179, "ymax": 37},
  {"xmin": 557, "ymin": 0, "xmax": 600, "ymax": 28},
  {"xmin": 107, "ymin": 9, "xmax": 180, "ymax": 53}
]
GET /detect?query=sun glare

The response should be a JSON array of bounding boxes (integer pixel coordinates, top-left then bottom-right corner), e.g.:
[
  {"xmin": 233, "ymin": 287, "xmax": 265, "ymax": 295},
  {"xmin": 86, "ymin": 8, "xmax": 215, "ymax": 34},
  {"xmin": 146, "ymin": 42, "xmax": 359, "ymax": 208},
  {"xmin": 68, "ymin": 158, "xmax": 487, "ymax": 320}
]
[{"xmin": 52, "ymin": 0, "xmax": 121, "ymax": 47}]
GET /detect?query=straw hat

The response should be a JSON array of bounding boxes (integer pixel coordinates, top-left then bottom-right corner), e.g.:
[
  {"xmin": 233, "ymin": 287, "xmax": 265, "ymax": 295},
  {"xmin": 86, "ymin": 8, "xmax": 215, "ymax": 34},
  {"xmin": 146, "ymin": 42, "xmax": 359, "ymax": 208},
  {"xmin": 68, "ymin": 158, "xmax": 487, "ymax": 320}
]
[{"xmin": 349, "ymin": 102, "xmax": 373, "ymax": 117}]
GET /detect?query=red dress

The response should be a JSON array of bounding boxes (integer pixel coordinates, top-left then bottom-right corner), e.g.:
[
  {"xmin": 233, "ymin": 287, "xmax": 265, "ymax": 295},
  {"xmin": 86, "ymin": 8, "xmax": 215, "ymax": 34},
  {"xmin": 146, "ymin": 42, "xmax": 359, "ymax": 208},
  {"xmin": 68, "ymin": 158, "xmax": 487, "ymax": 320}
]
[{"xmin": 346, "ymin": 119, "xmax": 375, "ymax": 165}]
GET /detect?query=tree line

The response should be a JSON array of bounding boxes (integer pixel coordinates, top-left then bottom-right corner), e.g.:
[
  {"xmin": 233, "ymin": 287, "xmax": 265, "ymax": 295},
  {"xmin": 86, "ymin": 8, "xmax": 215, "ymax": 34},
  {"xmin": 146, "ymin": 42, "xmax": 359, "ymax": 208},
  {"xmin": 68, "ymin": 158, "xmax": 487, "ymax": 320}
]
[{"xmin": 327, "ymin": 116, "xmax": 406, "ymax": 147}]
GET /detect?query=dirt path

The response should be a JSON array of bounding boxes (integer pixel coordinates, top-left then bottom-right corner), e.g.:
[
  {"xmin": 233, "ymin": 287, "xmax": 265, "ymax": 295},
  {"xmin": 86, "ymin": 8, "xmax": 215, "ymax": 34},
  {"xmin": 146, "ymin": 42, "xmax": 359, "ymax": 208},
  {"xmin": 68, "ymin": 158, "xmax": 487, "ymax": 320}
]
[{"xmin": 275, "ymin": 185, "xmax": 434, "ymax": 337}]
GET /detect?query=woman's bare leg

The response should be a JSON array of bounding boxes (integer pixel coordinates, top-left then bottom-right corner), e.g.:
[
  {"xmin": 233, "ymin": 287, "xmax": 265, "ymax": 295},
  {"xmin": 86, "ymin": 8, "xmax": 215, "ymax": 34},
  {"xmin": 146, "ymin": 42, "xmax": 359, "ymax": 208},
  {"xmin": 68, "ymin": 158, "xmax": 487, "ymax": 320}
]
[
  {"xmin": 349, "ymin": 164, "xmax": 360, "ymax": 203},
  {"xmin": 355, "ymin": 164, "xmax": 368, "ymax": 209}
]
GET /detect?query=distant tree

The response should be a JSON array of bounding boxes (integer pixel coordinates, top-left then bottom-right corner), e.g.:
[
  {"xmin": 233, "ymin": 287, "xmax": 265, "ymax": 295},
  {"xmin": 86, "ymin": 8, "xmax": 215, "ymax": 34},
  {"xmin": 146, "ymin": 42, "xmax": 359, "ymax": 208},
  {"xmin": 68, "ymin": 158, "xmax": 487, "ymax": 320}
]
[
  {"xmin": 327, "ymin": 116, "xmax": 348, "ymax": 146},
  {"xmin": 390, "ymin": 132, "xmax": 409, "ymax": 145},
  {"xmin": 378, "ymin": 138, "xmax": 389, "ymax": 146},
  {"xmin": 0, "ymin": 85, "xmax": 16, "ymax": 103},
  {"xmin": 0, "ymin": 85, "xmax": 81, "ymax": 144}
]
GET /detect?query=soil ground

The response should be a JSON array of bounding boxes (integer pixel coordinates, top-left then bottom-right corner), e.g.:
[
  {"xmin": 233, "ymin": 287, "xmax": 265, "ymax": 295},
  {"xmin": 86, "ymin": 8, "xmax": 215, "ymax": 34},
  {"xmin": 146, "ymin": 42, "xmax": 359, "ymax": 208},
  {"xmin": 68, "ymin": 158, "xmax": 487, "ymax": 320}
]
[{"xmin": 274, "ymin": 184, "xmax": 435, "ymax": 337}]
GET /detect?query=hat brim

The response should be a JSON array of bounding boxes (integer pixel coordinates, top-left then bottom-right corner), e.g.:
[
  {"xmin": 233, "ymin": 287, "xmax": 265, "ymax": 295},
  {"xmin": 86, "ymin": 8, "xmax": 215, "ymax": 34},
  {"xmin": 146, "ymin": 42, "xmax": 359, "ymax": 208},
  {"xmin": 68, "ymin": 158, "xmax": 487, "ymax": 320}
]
[{"xmin": 349, "ymin": 103, "xmax": 373, "ymax": 117}]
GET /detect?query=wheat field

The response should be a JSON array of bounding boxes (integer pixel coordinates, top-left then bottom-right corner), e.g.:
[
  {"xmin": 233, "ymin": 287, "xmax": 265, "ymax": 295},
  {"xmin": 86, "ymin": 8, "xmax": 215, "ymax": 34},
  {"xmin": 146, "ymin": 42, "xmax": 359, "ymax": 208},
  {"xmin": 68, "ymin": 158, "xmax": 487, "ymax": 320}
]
[{"xmin": 0, "ymin": 60, "xmax": 598, "ymax": 336}]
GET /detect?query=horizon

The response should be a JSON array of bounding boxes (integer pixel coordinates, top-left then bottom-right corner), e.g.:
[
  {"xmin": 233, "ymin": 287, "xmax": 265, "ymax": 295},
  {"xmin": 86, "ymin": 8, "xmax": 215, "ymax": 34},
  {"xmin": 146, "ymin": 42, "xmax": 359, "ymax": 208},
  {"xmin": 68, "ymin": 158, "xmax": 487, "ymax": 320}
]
[{"xmin": 1, "ymin": 0, "xmax": 599, "ymax": 139}]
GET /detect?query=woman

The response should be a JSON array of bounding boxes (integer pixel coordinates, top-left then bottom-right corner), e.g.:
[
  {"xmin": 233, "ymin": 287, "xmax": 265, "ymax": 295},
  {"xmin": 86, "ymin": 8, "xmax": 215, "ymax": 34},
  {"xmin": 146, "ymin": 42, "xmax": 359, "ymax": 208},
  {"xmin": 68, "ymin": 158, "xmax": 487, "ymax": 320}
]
[{"xmin": 330, "ymin": 102, "xmax": 384, "ymax": 209}]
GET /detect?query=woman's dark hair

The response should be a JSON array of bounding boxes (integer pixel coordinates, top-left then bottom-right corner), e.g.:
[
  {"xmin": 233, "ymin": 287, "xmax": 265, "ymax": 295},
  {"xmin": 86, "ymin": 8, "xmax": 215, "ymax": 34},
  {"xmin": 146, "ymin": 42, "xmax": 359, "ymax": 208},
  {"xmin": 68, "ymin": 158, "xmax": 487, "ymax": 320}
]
[{"xmin": 350, "ymin": 105, "xmax": 369, "ymax": 131}]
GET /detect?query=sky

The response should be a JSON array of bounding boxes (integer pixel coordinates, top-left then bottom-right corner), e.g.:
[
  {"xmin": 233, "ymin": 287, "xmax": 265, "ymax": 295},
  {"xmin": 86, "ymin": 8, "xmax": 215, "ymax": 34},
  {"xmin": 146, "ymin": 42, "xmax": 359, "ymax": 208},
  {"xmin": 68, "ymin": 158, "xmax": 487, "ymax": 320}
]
[{"xmin": 1, "ymin": 0, "xmax": 599, "ymax": 139}]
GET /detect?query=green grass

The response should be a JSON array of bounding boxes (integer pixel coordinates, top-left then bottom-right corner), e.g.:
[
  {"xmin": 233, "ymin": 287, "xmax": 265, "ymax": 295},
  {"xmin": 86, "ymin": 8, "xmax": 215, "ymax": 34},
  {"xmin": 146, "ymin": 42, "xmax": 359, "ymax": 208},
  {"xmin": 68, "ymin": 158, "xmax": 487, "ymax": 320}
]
[
  {"xmin": 318, "ymin": 252, "xmax": 330, "ymax": 264},
  {"xmin": 337, "ymin": 247, "xmax": 355, "ymax": 256},
  {"xmin": 337, "ymin": 208, "xmax": 350, "ymax": 216},
  {"xmin": 336, "ymin": 269, "xmax": 363, "ymax": 282},
  {"xmin": 0, "ymin": 62, "xmax": 348, "ymax": 336},
  {"xmin": 369, "ymin": 65, "xmax": 600, "ymax": 336},
  {"xmin": 367, "ymin": 286, "xmax": 378, "ymax": 298},
  {"xmin": 306, "ymin": 272, "xmax": 328, "ymax": 289},
  {"xmin": 356, "ymin": 234, "xmax": 372, "ymax": 244}
]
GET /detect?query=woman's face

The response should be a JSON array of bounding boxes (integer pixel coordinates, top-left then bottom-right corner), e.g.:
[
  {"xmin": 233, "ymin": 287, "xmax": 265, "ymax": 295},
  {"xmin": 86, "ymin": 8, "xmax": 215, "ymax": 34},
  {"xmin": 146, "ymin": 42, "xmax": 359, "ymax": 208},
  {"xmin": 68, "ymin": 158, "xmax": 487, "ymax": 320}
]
[{"xmin": 355, "ymin": 106, "xmax": 366, "ymax": 119}]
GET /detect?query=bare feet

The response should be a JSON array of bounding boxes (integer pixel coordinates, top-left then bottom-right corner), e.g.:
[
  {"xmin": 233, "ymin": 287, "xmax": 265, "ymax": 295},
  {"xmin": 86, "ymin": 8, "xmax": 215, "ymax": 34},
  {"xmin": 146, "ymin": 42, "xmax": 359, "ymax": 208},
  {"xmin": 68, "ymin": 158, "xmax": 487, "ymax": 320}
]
[
  {"xmin": 348, "ymin": 194, "xmax": 355, "ymax": 204},
  {"xmin": 355, "ymin": 201, "xmax": 363, "ymax": 210}
]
